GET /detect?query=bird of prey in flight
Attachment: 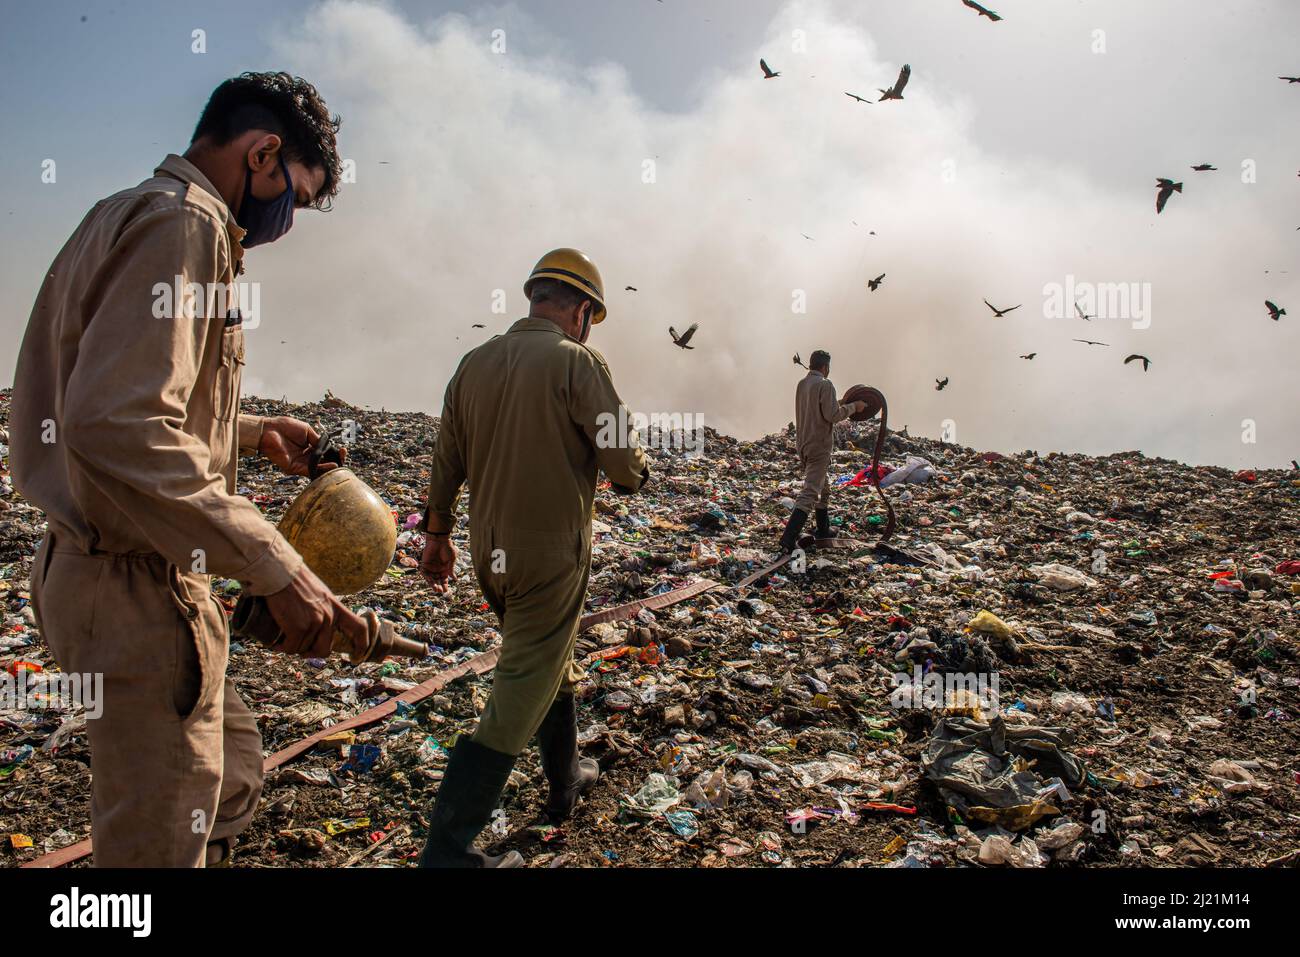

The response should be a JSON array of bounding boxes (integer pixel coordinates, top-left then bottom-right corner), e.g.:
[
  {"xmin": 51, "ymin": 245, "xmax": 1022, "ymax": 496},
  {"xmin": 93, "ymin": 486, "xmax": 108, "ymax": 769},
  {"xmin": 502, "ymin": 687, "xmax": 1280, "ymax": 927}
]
[
  {"xmin": 1279, "ymin": 76, "xmax": 1300, "ymax": 83},
  {"xmin": 625, "ymin": 286, "xmax": 638, "ymax": 292},
  {"xmin": 793, "ymin": 353, "xmax": 806, "ymax": 368},
  {"xmin": 1124, "ymin": 354, "xmax": 1152, "ymax": 371},
  {"xmin": 1155, "ymin": 178, "xmax": 1183, "ymax": 214},
  {"xmin": 760, "ymin": 58, "xmax": 780, "ymax": 79},
  {"xmin": 845, "ymin": 92, "xmax": 872, "ymax": 104},
  {"xmin": 935, "ymin": 377, "xmax": 949, "ymax": 391},
  {"xmin": 1073, "ymin": 339, "xmax": 1109, "ymax": 347},
  {"xmin": 962, "ymin": 0, "xmax": 1003, "ymax": 21},
  {"xmin": 1075, "ymin": 302, "xmax": 1095, "ymax": 322},
  {"xmin": 879, "ymin": 64, "xmax": 911, "ymax": 101},
  {"xmin": 1265, "ymin": 300, "xmax": 1287, "ymax": 321},
  {"xmin": 471, "ymin": 323, "xmax": 485, "ymax": 328},
  {"xmin": 1019, "ymin": 353, "xmax": 1037, "ymax": 360},
  {"xmin": 868, "ymin": 273, "xmax": 886, "ymax": 291},
  {"xmin": 1191, "ymin": 164, "xmax": 1217, "ymax": 171},
  {"xmin": 984, "ymin": 300, "xmax": 1021, "ymax": 317},
  {"xmin": 669, "ymin": 324, "xmax": 699, "ymax": 349}
]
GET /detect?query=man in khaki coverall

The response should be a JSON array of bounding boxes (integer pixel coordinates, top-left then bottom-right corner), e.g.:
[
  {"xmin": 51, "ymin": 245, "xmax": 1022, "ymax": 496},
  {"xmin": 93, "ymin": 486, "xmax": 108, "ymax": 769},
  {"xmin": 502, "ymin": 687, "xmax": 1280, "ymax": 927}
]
[
  {"xmin": 9, "ymin": 73, "xmax": 365, "ymax": 867},
  {"xmin": 417, "ymin": 248, "xmax": 650, "ymax": 868},
  {"xmin": 779, "ymin": 350, "xmax": 865, "ymax": 553}
]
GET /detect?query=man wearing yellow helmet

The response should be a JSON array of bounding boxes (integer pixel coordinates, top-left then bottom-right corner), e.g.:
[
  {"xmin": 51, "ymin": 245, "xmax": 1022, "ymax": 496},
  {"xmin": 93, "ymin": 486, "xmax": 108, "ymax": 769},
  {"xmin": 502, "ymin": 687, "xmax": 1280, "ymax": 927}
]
[{"xmin": 416, "ymin": 248, "xmax": 650, "ymax": 867}]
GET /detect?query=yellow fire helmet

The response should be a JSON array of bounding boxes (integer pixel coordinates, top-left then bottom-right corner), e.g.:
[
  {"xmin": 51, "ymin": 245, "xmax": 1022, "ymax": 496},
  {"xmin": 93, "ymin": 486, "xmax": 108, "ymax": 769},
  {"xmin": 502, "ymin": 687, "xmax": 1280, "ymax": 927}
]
[
  {"xmin": 277, "ymin": 468, "xmax": 397, "ymax": 596},
  {"xmin": 523, "ymin": 248, "xmax": 607, "ymax": 323}
]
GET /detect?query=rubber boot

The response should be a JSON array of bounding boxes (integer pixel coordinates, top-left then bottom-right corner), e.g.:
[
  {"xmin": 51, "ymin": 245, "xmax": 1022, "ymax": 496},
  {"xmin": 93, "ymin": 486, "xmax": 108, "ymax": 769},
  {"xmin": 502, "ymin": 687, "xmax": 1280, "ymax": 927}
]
[
  {"xmin": 779, "ymin": 508, "xmax": 809, "ymax": 554},
  {"xmin": 815, "ymin": 508, "xmax": 835, "ymax": 541},
  {"xmin": 418, "ymin": 737, "xmax": 524, "ymax": 868},
  {"xmin": 536, "ymin": 694, "xmax": 599, "ymax": 821}
]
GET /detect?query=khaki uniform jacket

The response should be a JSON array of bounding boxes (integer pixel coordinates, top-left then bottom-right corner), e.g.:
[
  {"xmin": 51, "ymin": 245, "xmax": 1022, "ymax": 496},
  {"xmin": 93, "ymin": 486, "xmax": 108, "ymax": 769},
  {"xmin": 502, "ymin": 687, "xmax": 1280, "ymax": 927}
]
[
  {"xmin": 795, "ymin": 370, "xmax": 851, "ymax": 459},
  {"xmin": 9, "ymin": 155, "xmax": 300, "ymax": 596},
  {"xmin": 425, "ymin": 317, "xmax": 650, "ymax": 546}
]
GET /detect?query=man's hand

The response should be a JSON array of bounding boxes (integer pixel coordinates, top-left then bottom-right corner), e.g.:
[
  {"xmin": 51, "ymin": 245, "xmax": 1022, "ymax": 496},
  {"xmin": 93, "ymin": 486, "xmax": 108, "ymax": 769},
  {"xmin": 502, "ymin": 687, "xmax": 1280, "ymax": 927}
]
[
  {"xmin": 419, "ymin": 534, "xmax": 458, "ymax": 594},
  {"xmin": 264, "ymin": 564, "xmax": 369, "ymax": 658},
  {"xmin": 852, "ymin": 400, "xmax": 868, "ymax": 415},
  {"xmin": 259, "ymin": 416, "xmax": 347, "ymax": 477}
]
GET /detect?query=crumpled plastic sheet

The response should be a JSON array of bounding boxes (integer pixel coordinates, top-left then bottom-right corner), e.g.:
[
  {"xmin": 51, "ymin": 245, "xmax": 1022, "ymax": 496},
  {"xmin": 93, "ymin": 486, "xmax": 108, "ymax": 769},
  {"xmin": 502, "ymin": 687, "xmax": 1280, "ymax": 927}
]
[{"xmin": 921, "ymin": 714, "xmax": 1086, "ymax": 826}]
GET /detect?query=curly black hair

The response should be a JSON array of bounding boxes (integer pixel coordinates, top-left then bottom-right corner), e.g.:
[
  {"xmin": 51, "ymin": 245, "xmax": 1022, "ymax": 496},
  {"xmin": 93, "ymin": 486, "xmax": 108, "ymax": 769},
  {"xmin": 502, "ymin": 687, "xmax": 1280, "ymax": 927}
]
[{"xmin": 192, "ymin": 71, "xmax": 342, "ymax": 210}]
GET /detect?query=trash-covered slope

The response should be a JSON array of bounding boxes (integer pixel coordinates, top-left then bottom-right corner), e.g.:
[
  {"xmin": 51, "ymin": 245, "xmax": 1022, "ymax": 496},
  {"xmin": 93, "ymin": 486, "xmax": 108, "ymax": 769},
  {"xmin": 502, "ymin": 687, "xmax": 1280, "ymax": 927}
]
[{"xmin": 2, "ymin": 389, "xmax": 1297, "ymax": 868}]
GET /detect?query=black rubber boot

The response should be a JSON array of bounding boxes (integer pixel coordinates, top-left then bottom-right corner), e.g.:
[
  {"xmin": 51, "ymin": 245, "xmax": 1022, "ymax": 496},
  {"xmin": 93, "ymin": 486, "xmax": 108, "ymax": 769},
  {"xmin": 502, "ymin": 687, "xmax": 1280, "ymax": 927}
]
[
  {"xmin": 779, "ymin": 508, "xmax": 809, "ymax": 554},
  {"xmin": 418, "ymin": 738, "xmax": 524, "ymax": 868},
  {"xmin": 815, "ymin": 508, "xmax": 835, "ymax": 540},
  {"xmin": 536, "ymin": 694, "xmax": 599, "ymax": 821}
]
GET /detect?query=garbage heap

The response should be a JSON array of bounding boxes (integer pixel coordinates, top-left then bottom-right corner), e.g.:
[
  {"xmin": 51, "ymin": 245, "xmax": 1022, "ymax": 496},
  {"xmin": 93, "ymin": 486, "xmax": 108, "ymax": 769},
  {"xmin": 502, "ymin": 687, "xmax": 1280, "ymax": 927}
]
[{"xmin": 1, "ymin": 389, "xmax": 1297, "ymax": 868}]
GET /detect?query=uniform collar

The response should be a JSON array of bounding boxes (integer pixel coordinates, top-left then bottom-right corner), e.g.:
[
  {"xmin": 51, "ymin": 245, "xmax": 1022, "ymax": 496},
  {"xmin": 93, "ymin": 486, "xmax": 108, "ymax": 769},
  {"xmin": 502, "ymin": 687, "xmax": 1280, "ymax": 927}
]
[
  {"xmin": 154, "ymin": 154, "xmax": 247, "ymax": 267},
  {"xmin": 509, "ymin": 317, "xmax": 569, "ymax": 336},
  {"xmin": 806, "ymin": 370, "xmax": 826, "ymax": 379}
]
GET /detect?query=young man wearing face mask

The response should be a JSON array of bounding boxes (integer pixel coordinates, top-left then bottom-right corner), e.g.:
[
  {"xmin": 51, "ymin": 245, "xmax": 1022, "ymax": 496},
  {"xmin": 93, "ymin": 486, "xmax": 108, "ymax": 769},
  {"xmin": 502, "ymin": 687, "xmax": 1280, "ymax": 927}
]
[
  {"xmin": 9, "ymin": 72, "xmax": 368, "ymax": 867},
  {"xmin": 416, "ymin": 249, "xmax": 651, "ymax": 867}
]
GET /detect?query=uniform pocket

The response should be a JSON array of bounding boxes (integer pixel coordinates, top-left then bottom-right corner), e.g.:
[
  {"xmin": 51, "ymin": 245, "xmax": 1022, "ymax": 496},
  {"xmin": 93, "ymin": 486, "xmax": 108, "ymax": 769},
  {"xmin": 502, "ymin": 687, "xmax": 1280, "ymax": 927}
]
[
  {"xmin": 28, "ymin": 533, "xmax": 56, "ymax": 632},
  {"xmin": 165, "ymin": 566, "xmax": 226, "ymax": 721},
  {"xmin": 213, "ymin": 325, "xmax": 245, "ymax": 423}
]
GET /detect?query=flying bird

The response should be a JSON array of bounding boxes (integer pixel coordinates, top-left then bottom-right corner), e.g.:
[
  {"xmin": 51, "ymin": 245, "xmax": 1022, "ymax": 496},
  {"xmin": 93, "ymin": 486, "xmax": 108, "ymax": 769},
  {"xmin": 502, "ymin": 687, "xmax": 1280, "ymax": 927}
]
[
  {"xmin": 1019, "ymin": 353, "xmax": 1037, "ymax": 360},
  {"xmin": 879, "ymin": 64, "xmax": 911, "ymax": 102},
  {"xmin": 1075, "ymin": 302, "xmax": 1094, "ymax": 322},
  {"xmin": 1124, "ymin": 354, "xmax": 1152, "ymax": 371},
  {"xmin": 669, "ymin": 324, "xmax": 699, "ymax": 349},
  {"xmin": 868, "ymin": 273, "xmax": 886, "ymax": 291},
  {"xmin": 471, "ymin": 323, "xmax": 485, "ymax": 329},
  {"xmin": 962, "ymin": 0, "xmax": 1003, "ymax": 21},
  {"xmin": 625, "ymin": 286, "xmax": 638, "ymax": 292},
  {"xmin": 984, "ymin": 300, "xmax": 1021, "ymax": 317},
  {"xmin": 1073, "ymin": 339, "xmax": 1110, "ymax": 347},
  {"xmin": 935, "ymin": 377, "xmax": 949, "ymax": 391},
  {"xmin": 793, "ymin": 353, "xmax": 806, "ymax": 368},
  {"xmin": 1155, "ymin": 178, "xmax": 1183, "ymax": 214},
  {"xmin": 1279, "ymin": 76, "xmax": 1300, "ymax": 83},
  {"xmin": 760, "ymin": 58, "xmax": 781, "ymax": 79},
  {"xmin": 1191, "ymin": 164, "xmax": 1217, "ymax": 172},
  {"xmin": 845, "ymin": 92, "xmax": 872, "ymax": 104},
  {"xmin": 1265, "ymin": 300, "xmax": 1287, "ymax": 321}
]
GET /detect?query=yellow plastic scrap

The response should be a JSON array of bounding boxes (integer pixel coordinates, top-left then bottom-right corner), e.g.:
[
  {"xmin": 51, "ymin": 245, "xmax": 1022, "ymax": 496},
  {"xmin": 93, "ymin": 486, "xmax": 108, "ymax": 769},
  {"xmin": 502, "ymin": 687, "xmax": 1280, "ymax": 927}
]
[
  {"xmin": 323, "ymin": 816, "xmax": 371, "ymax": 837},
  {"xmin": 966, "ymin": 610, "xmax": 1016, "ymax": 641},
  {"xmin": 318, "ymin": 730, "xmax": 357, "ymax": 750},
  {"xmin": 965, "ymin": 801, "xmax": 1059, "ymax": 831},
  {"xmin": 943, "ymin": 688, "xmax": 986, "ymax": 721}
]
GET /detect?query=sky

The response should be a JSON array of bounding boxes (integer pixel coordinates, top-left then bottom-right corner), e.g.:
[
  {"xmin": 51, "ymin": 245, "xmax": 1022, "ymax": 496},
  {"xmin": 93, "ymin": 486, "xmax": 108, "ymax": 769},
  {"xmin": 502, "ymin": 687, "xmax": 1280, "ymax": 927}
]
[{"xmin": 1, "ymin": 0, "xmax": 1297, "ymax": 468}]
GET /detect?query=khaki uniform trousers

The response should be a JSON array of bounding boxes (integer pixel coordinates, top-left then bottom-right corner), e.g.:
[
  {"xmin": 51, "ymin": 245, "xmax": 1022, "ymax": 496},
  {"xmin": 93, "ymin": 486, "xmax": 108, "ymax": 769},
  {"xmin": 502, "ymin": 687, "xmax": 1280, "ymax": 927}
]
[
  {"xmin": 794, "ymin": 448, "xmax": 833, "ymax": 512},
  {"xmin": 468, "ymin": 528, "xmax": 590, "ymax": 756},
  {"xmin": 30, "ymin": 532, "xmax": 263, "ymax": 867}
]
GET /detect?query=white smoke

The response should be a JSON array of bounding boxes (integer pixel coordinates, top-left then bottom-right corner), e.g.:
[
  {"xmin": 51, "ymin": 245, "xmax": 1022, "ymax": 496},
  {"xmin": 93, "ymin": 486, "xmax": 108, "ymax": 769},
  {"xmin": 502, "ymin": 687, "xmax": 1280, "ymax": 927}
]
[{"xmin": 232, "ymin": 0, "xmax": 1299, "ymax": 468}]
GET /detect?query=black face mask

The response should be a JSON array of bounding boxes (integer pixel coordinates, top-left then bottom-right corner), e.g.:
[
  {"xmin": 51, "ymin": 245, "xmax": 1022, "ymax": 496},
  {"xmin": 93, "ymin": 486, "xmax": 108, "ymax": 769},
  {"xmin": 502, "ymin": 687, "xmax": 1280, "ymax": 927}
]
[{"xmin": 238, "ymin": 154, "xmax": 295, "ymax": 248}]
